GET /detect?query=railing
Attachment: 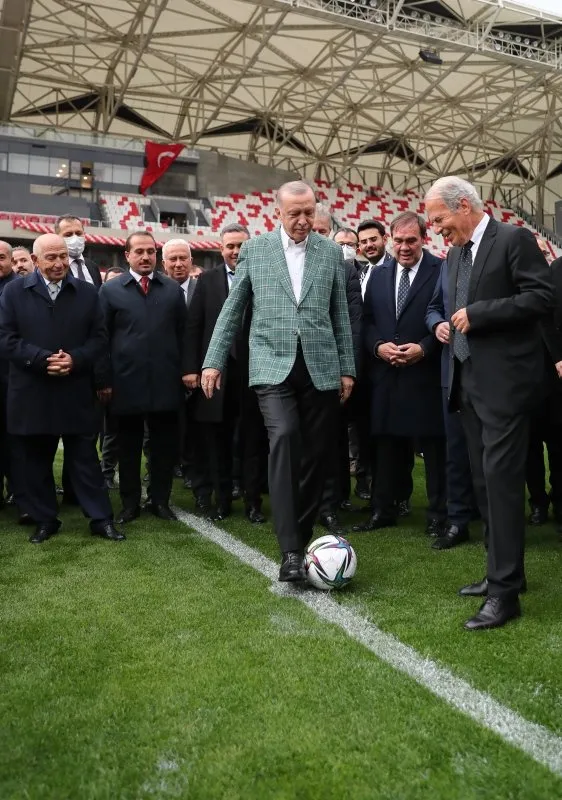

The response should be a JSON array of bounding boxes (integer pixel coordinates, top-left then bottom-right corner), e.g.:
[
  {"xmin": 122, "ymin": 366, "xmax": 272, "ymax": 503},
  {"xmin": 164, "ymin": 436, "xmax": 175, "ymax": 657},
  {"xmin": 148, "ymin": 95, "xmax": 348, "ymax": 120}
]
[{"xmin": 515, "ymin": 206, "xmax": 562, "ymax": 248}]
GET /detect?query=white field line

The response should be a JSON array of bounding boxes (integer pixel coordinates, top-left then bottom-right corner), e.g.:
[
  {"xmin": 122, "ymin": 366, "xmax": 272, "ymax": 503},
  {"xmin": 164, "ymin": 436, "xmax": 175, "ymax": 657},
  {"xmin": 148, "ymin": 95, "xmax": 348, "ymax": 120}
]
[{"xmin": 174, "ymin": 508, "xmax": 562, "ymax": 779}]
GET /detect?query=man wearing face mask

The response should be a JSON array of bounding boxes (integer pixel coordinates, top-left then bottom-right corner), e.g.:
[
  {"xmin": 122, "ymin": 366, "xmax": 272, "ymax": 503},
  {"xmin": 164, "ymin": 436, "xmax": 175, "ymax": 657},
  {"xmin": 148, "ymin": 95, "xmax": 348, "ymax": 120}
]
[{"xmin": 54, "ymin": 216, "xmax": 102, "ymax": 289}]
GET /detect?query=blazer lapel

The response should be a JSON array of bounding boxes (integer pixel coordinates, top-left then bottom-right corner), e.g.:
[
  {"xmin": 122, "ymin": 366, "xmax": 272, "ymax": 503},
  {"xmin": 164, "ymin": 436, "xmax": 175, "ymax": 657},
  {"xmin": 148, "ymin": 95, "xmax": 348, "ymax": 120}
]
[
  {"xmin": 269, "ymin": 231, "xmax": 297, "ymax": 305},
  {"xmin": 27, "ymin": 270, "xmax": 52, "ymax": 304},
  {"xmin": 468, "ymin": 218, "xmax": 497, "ymax": 302},
  {"xmin": 448, "ymin": 247, "xmax": 461, "ymax": 314},
  {"xmin": 298, "ymin": 235, "xmax": 322, "ymax": 306},
  {"xmin": 386, "ymin": 260, "xmax": 398, "ymax": 316}
]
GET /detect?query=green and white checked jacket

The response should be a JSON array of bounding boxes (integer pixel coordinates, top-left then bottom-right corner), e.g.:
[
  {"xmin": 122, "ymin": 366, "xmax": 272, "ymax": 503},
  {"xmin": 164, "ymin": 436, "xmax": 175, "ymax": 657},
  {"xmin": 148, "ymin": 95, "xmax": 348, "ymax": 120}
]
[{"xmin": 202, "ymin": 228, "xmax": 356, "ymax": 390}]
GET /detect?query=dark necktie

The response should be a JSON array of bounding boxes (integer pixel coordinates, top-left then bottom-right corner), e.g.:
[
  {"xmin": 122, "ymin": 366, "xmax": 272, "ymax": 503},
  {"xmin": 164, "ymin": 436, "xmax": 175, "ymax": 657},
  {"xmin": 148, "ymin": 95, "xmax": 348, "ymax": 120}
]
[
  {"xmin": 73, "ymin": 259, "xmax": 86, "ymax": 281},
  {"xmin": 140, "ymin": 276, "xmax": 150, "ymax": 295},
  {"xmin": 396, "ymin": 267, "xmax": 410, "ymax": 317},
  {"xmin": 226, "ymin": 270, "xmax": 235, "ymax": 292},
  {"xmin": 453, "ymin": 241, "xmax": 474, "ymax": 362}
]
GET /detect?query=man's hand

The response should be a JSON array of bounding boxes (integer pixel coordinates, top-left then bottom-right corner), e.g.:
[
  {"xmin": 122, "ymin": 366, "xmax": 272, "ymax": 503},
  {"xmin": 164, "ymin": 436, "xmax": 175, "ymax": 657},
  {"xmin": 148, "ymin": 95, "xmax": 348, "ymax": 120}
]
[
  {"xmin": 393, "ymin": 343, "xmax": 424, "ymax": 366},
  {"xmin": 46, "ymin": 350, "xmax": 74, "ymax": 376},
  {"xmin": 97, "ymin": 388, "xmax": 113, "ymax": 403},
  {"xmin": 555, "ymin": 361, "xmax": 562, "ymax": 379},
  {"xmin": 340, "ymin": 376, "xmax": 354, "ymax": 404},
  {"xmin": 183, "ymin": 373, "xmax": 201, "ymax": 390},
  {"xmin": 376, "ymin": 342, "xmax": 403, "ymax": 364},
  {"xmin": 451, "ymin": 308, "xmax": 471, "ymax": 334},
  {"xmin": 201, "ymin": 368, "xmax": 221, "ymax": 399},
  {"xmin": 434, "ymin": 322, "xmax": 450, "ymax": 344}
]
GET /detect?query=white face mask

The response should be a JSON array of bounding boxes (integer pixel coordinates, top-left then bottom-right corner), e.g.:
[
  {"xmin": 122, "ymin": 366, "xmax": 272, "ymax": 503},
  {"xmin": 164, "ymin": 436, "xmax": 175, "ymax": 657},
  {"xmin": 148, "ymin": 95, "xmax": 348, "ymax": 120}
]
[
  {"xmin": 65, "ymin": 234, "xmax": 85, "ymax": 259},
  {"xmin": 341, "ymin": 244, "xmax": 356, "ymax": 262}
]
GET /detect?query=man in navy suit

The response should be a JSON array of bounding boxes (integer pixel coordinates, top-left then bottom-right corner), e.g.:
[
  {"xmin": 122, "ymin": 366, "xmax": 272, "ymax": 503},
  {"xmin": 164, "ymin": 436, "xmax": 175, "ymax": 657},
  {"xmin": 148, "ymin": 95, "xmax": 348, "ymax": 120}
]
[
  {"xmin": 426, "ymin": 259, "xmax": 475, "ymax": 549},
  {"xmin": 354, "ymin": 212, "xmax": 445, "ymax": 532},
  {"xmin": 0, "ymin": 234, "xmax": 123, "ymax": 544}
]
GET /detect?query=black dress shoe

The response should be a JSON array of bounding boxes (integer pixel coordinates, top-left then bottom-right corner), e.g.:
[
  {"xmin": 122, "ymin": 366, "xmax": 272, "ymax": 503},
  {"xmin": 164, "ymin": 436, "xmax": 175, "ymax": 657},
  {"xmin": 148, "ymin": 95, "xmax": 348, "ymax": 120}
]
[
  {"xmin": 195, "ymin": 496, "xmax": 213, "ymax": 515},
  {"xmin": 246, "ymin": 505, "xmax": 266, "ymax": 524},
  {"xmin": 279, "ymin": 551, "xmax": 305, "ymax": 582},
  {"xmin": 528, "ymin": 504, "xmax": 548, "ymax": 525},
  {"xmin": 319, "ymin": 513, "xmax": 345, "ymax": 535},
  {"xmin": 29, "ymin": 523, "xmax": 60, "ymax": 544},
  {"xmin": 146, "ymin": 503, "xmax": 177, "ymax": 521},
  {"xmin": 115, "ymin": 506, "xmax": 141, "ymax": 524},
  {"xmin": 90, "ymin": 521, "xmax": 126, "ymax": 541},
  {"xmin": 5, "ymin": 493, "xmax": 15, "ymax": 506},
  {"xmin": 18, "ymin": 513, "xmax": 35, "ymax": 526},
  {"xmin": 459, "ymin": 577, "xmax": 527, "ymax": 597},
  {"xmin": 464, "ymin": 596, "xmax": 521, "ymax": 631},
  {"xmin": 183, "ymin": 477, "xmax": 192, "ymax": 490},
  {"xmin": 432, "ymin": 524, "xmax": 469, "ymax": 550},
  {"xmin": 354, "ymin": 478, "xmax": 370, "ymax": 501},
  {"xmin": 173, "ymin": 466, "xmax": 183, "ymax": 478},
  {"xmin": 231, "ymin": 482, "xmax": 242, "ymax": 501},
  {"xmin": 339, "ymin": 500, "xmax": 353, "ymax": 512},
  {"xmin": 104, "ymin": 477, "xmax": 117, "ymax": 490},
  {"xmin": 351, "ymin": 513, "xmax": 396, "ymax": 532},
  {"xmin": 397, "ymin": 500, "xmax": 410, "ymax": 517},
  {"xmin": 425, "ymin": 519, "xmax": 443, "ymax": 537},
  {"xmin": 210, "ymin": 506, "xmax": 231, "ymax": 521},
  {"xmin": 55, "ymin": 485, "xmax": 64, "ymax": 496}
]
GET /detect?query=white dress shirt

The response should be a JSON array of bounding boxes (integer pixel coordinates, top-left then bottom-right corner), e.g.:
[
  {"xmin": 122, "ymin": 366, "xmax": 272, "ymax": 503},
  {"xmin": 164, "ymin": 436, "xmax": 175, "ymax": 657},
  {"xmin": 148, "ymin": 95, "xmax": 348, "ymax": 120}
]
[
  {"xmin": 280, "ymin": 226, "xmax": 307, "ymax": 303},
  {"xmin": 70, "ymin": 258, "xmax": 94, "ymax": 285},
  {"xmin": 129, "ymin": 268, "xmax": 154, "ymax": 282},
  {"xmin": 361, "ymin": 253, "xmax": 387, "ymax": 300},
  {"xmin": 180, "ymin": 277, "xmax": 190, "ymax": 303},
  {"xmin": 394, "ymin": 255, "xmax": 422, "ymax": 308},
  {"xmin": 224, "ymin": 264, "xmax": 236, "ymax": 293},
  {"xmin": 467, "ymin": 212, "xmax": 490, "ymax": 263}
]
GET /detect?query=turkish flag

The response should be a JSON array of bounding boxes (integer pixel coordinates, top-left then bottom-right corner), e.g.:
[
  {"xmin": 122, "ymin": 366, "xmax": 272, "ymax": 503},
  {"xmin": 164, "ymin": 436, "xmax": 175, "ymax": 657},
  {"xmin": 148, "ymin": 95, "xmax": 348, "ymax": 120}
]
[{"xmin": 139, "ymin": 141, "xmax": 184, "ymax": 194}]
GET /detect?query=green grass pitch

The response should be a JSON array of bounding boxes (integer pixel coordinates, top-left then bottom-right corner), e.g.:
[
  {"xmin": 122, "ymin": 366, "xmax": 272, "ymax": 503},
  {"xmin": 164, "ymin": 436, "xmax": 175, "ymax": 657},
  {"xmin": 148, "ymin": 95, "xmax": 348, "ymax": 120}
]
[{"xmin": 1, "ymin": 455, "xmax": 561, "ymax": 799}]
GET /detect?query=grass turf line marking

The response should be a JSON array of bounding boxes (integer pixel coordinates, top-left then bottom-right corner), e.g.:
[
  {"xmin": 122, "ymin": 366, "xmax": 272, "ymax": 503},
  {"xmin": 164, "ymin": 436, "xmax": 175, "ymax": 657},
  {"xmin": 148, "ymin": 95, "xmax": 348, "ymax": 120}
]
[{"xmin": 174, "ymin": 508, "xmax": 562, "ymax": 779}]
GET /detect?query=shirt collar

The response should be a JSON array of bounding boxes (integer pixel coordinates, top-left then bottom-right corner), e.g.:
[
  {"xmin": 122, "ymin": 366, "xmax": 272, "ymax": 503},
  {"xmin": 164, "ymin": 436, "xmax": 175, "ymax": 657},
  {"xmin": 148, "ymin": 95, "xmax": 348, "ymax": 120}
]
[
  {"xmin": 41, "ymin": 273, "xmax": 62, "ymax": 288},
  {"xmin": 180, "ymin": 278, "xmax": 190, "ymax": 291},
  {"xmin": 397, "ymin": 254, "xmax": 423, "ymax": 272},
  {"xmin": 129, "ymin": 268, "xmax": 153, "ymax": 282},
  {"xmin": 224, "ymin": 264, "xmax": 235, "ymax": 277},
  {"xmin": 280, "ymin": 226, "xmax": 308, "ymax": 251},
  {"xmin": 468, "ymin": 213, "xmax": 490, "ymax": 250}
]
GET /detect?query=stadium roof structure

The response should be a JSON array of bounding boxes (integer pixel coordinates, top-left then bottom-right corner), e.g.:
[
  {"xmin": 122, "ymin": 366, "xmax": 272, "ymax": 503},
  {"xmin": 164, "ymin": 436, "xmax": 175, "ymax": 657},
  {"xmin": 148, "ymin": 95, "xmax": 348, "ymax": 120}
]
[{"xmin": 2, "ymin": 0, "xmax": 562, "ymax": 215}]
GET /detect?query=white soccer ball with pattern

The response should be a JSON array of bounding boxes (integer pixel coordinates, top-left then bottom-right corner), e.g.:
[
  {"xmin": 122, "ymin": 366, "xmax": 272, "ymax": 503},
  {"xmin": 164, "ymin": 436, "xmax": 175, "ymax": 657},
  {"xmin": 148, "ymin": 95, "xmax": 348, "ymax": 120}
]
[{"xmin": 304, "ymin": 534, "xmax": 357, "ymax": 590}]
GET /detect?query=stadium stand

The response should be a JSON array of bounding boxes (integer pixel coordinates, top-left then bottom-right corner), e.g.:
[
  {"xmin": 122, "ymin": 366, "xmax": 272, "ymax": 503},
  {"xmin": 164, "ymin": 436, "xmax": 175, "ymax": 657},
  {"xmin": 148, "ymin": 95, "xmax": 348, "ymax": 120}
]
[{"xmin": 210, "ymin": 180, "xmax": 562, "ymax": 260}]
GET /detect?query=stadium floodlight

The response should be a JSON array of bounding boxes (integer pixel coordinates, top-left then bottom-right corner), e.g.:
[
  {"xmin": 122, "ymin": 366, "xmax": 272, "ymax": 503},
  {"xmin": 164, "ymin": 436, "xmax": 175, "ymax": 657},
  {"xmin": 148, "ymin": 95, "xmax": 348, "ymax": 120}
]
[{"xmin": 419, "ymin": 48, "xmax": 443, "ymax": 65}]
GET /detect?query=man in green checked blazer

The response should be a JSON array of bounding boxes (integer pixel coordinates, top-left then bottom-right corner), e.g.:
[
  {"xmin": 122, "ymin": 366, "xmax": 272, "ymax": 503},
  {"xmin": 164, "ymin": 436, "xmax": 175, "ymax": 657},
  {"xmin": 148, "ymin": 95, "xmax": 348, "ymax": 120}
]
[{"xmin": 201, "ymin": 181, "xmax": 356, "ymax": 581}]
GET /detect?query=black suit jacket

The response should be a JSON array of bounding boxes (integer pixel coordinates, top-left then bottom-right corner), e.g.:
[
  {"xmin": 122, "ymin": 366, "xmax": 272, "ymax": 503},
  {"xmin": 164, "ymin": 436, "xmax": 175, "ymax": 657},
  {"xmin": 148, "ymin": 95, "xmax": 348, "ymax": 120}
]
[
  {"xmin": 0, "ymin": 270, "xmax": 105, "ymax": 435},
  {"xmin": 99, "ymin": 270, "xmax": 186, "ymax": 415},
  {"xmin": 184, "ymin": 264, "xmax": 243, "ymax": 423},
  {"xmin": 84, "ymin": 257, "xmax": 102, "ymax": 289},
  {"xmin": 364, "ymin": 250, "xmax": 443, "ymax": 437},
  {"xmin": 344, "ymin": 259, "xmax": 363, "ymax": 374},
  {"xmin": 0, "ymin": 272, "xmax": 17, "ymax": 389},
  {"xmin": 448, "ymin": 218, "xmax": 553, "ymax": 415}
]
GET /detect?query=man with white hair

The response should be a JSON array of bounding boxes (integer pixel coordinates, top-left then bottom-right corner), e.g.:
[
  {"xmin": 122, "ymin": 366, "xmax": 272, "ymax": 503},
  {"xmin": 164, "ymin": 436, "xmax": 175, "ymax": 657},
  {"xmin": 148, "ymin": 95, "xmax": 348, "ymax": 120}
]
[
  {"xmin": 162, "ymin": 239, "xmax": 196, "ymax": 308},
  {"xmin": 0, "ymin": 233, "xmax": 123, "ymax": 543},
  {"xmin": 200, "ymin": 182, "xmax": 355, "ymax": 581},
  {"xmin": 425, "ymin": 176, "xmax": 553, "ymax": 630}
]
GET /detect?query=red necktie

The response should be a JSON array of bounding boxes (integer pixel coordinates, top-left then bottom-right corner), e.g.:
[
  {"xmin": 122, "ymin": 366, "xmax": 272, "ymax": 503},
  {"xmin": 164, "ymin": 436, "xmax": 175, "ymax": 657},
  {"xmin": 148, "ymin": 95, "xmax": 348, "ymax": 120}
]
[{"xmin": 140, "ymin": 276, "xmax": 150, "ymax": 295}]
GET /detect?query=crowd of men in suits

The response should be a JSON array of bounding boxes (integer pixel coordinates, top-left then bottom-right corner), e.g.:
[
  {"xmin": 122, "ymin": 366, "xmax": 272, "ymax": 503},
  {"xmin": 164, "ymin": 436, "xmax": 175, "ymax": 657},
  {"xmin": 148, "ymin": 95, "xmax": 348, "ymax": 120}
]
[{"xmin": 0, "ymin": 176, "xmax": 559, "ymax": 631}]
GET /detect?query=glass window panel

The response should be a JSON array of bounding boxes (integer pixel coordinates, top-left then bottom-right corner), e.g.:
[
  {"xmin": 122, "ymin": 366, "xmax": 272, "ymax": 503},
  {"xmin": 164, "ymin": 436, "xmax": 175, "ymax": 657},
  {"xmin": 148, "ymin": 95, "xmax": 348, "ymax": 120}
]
[
  {"xmin": 112, "ymin": 165, "xmax": 132, "ymax": 185},
  {"xmin": 29, "ymin": 155, "xmax": 50, "ymax": 176},
  {"xmin": 94, "ymin": 162, "xmax": 113, "ymax": 183},
  {"xmin": 8, "ymin": 153, "xmax": 29, "ymax": 174}
]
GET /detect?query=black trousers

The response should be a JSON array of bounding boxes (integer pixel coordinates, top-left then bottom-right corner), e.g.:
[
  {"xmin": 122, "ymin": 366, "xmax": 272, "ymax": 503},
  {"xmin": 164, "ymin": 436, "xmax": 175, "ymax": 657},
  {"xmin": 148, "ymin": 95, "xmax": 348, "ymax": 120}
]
[
  {"xmin": 319, "ymin": 403, "xmax": 351, "ymax": 515},
  {"xmin": 458, "ymin": 359, "xmax": 527, "ymax": 599},
  {"xmin": 100, "ymin": 408, "xmax": 119, "ymax": 480},
  {"xmin": 239, "ymin": 387, "xmax": 268, "ymax": 506},
  {"xmin": 369, "ymin": 436, "xmax": 415, "ymax": 513},
  {"xmin": 117, "ymin": 411, "xmax": 178, "ymax": 509},
  {"xmin": 12, "ymin": 434, "xmax": 112, "ymax": 524},
  {"xmin": 526, "ymin": 407, "xmax": 562, "ymax": 511},
  {"xmin": 348, "ymin": 379, "xmax": 372, "ymax": 481},
  {"xmin": 442, "ymin": 388, "xmax": 474, "ymax": 527},
  {"xmin": 192, "ymin": 420, "xmax": 234, "ymax": 507},
  {"xmin": 373, "ymin": 434, "xmax": 446, "ymax": 521},
  {"xmin": 255, "ymin": 350, "xmax": 339, "ymax": 553}
]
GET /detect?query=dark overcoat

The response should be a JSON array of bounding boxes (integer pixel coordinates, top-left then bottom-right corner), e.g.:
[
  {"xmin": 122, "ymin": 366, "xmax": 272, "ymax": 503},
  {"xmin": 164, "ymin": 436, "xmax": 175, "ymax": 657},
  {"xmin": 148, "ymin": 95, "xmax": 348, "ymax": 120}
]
[
  {"xmin": 363, "ymin": 250, "xmax": 443, "ymax": 437},
  {"xmin": 0, "ymin": 270, "xmax": 105, "ymax": 435},
  {"xmin": 98, "ymin": 270, "xmax": 186, "ymax": 415}
]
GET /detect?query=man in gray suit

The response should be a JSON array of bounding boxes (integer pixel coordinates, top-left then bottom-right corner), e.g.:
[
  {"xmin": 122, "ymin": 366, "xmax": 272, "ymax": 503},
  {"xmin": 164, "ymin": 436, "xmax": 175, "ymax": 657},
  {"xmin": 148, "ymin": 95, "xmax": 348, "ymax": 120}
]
[{"xmin": 201, "ymin": 181, "xmax": 355, "ymax": 582}]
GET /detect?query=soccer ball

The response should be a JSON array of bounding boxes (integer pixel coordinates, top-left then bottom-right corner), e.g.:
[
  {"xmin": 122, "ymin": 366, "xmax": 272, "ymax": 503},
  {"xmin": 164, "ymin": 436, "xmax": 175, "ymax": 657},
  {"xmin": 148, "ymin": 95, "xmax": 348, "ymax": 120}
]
[{"xmin": 305, "ymin": 534, "xmax": 357, "ymax": 590}]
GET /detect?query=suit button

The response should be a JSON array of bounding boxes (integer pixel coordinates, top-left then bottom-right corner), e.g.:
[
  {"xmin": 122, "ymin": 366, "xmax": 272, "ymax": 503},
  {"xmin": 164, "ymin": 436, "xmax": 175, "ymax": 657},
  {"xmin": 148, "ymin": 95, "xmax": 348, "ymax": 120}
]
[
  {"xmin": 25, "ymin": 360, "xmax": 31, "ymax": 366},
  {"xmin": 394, "ymin": 335, "xmax": 399, "ymax": 342}
]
